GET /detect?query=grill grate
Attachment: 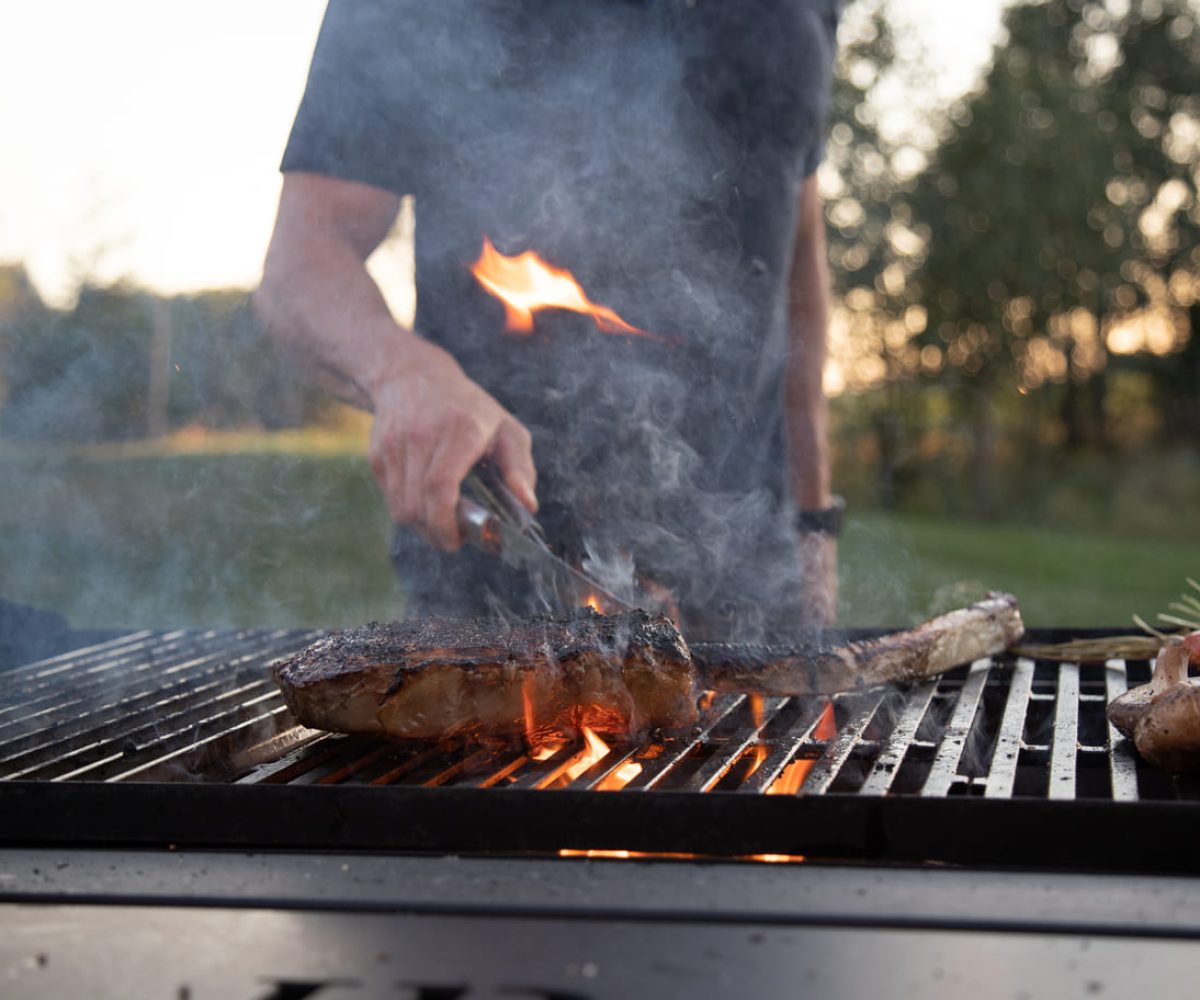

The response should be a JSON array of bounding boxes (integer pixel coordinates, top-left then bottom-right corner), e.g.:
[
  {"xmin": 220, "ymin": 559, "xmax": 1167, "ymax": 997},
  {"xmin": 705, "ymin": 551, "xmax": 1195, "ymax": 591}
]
[
  {"xmin": 6, "ymin": 627, "xmax": 1200, "ymax": 871},
  {"xmin": 0, "ymin": 628, "xmax": 1176, "ymax": 801}
]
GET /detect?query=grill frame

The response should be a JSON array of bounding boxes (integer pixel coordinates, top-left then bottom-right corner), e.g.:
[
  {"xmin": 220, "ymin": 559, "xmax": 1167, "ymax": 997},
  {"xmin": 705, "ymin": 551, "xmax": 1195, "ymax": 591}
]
[
  {"xmin": 3, "ymin": 625, "xmax": 1199, "ymax": 873},
  {"xmin": 3, "ymin": 777, "xmax": 1197, "ymax": 873}
]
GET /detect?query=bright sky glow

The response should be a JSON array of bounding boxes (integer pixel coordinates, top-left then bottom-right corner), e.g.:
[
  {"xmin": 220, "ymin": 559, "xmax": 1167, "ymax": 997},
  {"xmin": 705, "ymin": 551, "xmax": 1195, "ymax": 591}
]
[{"xmin": 0, "ymin": 0, "xmax": 1011, "ymax": 307}]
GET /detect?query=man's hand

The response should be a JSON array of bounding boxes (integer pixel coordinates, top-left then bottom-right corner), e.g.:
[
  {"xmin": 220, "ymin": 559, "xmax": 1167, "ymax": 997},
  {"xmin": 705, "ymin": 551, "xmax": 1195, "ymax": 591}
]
[
  {"xmin": 366, "ymin": 336, "xmax": 537, "ymax": 551},
  {"xmin": 256, "ymin": 172, "xmax": 537, "ymax": 552}
]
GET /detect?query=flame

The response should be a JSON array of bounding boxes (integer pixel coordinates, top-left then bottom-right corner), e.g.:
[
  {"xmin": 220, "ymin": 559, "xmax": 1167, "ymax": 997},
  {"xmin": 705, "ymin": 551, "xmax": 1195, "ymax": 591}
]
[
  {"xmin": 537, "ymin": 725, "xmax": 643, "ymax": 790},
  {"xmin": 553, "ymin": 725, "xmax": 609, "ymax": 784},
  {"xmin": 559, "ymin": 849, "xmax": 808, "ymax": 863},
  {"xmin": 599, "ymin": 757, "xmax": 644, "ymax": 791},
  {"xmin": 744, "ymin": 744, "xmax": 770, "ymax": 781},
  {"xmin": 522, "ymin": 676, "xmax": 538, "ymax": 748},
  {"xmin": 766, "ymin": 701, "xmax": 836, "ymax": 796},
  {"xmin": 470, "ymin": 236, "xmax": 653, "ymax": 338},
  {"xmin": 559, "ymin": 849, "xmax": 715, "ymax": 860},
  {"xmin": 584, "ymin": 593, "xmax": 604, "ymax": 613}
]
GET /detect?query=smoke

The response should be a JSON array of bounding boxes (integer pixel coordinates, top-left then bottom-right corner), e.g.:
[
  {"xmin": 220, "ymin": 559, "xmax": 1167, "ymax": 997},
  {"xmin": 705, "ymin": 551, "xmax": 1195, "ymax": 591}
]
[{"xmin": 363, "ymin": 0, "xmax": 837, "ymax": 641}]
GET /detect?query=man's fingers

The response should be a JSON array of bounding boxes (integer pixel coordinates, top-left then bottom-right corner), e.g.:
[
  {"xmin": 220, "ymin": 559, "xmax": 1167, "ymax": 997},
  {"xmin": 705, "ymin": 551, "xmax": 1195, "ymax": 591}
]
[
  {"xmin": 422, "ymin": 419, "xmax": 490, "ymax": 550},
  {"xmin": 398, "ymin": 424, "xmax": 432, "ymax": 529},
  {"xmin": 369, "ymin": 423, "xmax": 409, "ymax": 526},
  {"xmin": 491, "ymin": 418, "xmax": 538, "ymax": 513}
]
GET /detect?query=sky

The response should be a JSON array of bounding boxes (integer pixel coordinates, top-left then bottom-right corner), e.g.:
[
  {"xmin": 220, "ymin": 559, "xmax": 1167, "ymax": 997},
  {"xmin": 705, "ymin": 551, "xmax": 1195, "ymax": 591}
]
[{"xmin": 0, "ymin": 0, "xmax": 1011, "ymax": 308}]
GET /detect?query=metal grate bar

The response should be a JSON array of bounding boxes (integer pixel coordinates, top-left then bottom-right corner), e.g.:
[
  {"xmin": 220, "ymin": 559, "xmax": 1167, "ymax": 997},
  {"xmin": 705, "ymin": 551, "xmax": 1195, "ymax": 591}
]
[
  {"xmin": 0, "ymin": 630, "xmax": 194, "ymax": 729},
  {"xmin": 680, "ymin": 697, "xmax": 791, "ymax": 793},
  {"xmin": 921, "ymin": 660, "xmax": 991, "ymax": 797},
  {"xmin": 0, "ymin": 630, "xmax": 310, "ymax": 763},
  {"xmin": 0, "ymin": 631, "xmax": 312, "ymax": 771},
  {"xmin": 798, "ymin": 691, "xmax": 886, "ymax": 795},
  {"xmin": 47, "ymin": 682, "xmax": 282, "ymax": 783},
  {"xmin": 6, "ymin": 675, "xmax": 281, "ymax": 781},
  {"xmin": 565, "ymin": 743, "xmax": 644, "ymax": 791},
  {"xmin": 858, "ymin": 678, "xmax": 939, "ymax": 795},
  {"xmin": 632, "ymin": 694, "xmax": 747, "ymax": 791},
  {"xmin": 235, "ymin": 733, "xmax": 338, "ymax": 784},
  {"xmin": 983, "ymin": 659, "xmax": 1035, "ymax": 799},
  {"xmin": 506, "ymin": 742, "xmax": 594, "ymax": 790},
  {"xmin": 1104, "ymin": 660, "xmax": 1140, "ymax": 801},
  {"xmin": 1048, "ymin": 663, "xmax": 1080, "ymax": 801},
  {"xmin": 104, "ymin": 703, "xmax": 294, "ymax": 782},
  {"xmin": 1, "ymin": 630, "xmax": 156, "ymax": 689},
  {"xmin": 734, "ymin": 699, "xmax": 834, "ymax": 794},
  {"xmin": 0, "ymin": 629, "xmax": 284, "ymax": 727}
]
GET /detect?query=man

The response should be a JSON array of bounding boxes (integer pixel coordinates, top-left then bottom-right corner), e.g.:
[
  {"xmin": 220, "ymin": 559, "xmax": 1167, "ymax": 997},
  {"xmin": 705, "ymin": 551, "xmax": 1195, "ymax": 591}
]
[{"xmin": 256, "ymin": 0, "xmax": 842, "ymax": 640}]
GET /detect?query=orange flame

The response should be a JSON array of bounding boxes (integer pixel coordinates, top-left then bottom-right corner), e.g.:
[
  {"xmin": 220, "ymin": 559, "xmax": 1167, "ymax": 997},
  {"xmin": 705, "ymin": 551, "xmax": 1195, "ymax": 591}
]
[
  {"xmin": 470, "ymin": 236, "xmax": 652, "ymax": 338},
  {"xmin": 542, "ymin": 725, "xmax": 643, "ymax": 790},
  {"xmin": 522, "ymin": 676, "xmax": 538, "ymax": 747},
  {"xmin": 744, "ymin": 744, "xmax": 770, "ymax": 781},
  {"xmin": 559, "ymin": 849, "xmax": 808, "ymax": 863},
  {"xmin": 766, "ymin": 701, "xmax": 836, "ymax": 796},
  {"xmin": 584, "ymin": 593, "xmax": 604, "ymax": 613}
]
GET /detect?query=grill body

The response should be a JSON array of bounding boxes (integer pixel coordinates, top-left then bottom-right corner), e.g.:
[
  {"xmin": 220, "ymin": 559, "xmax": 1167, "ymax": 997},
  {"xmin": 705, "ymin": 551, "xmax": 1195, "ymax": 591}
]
[{"xmin": 3, "ymin": 628, "xmax": 1200, "ymax": 998}]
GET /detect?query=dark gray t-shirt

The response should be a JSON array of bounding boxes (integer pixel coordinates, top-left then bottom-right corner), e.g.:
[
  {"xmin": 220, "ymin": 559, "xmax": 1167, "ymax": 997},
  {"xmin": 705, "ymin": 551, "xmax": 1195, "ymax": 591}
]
[{"xmin": 283, "ymin": 0, "xmax": 839, "ymax": 640}]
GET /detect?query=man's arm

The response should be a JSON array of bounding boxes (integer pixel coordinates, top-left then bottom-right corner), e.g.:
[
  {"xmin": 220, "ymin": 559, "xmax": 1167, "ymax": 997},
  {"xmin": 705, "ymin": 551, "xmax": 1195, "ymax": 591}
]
[
  {"xmin": 255, "ymin": 171, "xmax": 537, "ymax": 549},
  {"xmin": 784, "ymin": 175, "xmax": 837, "ymax": 624}
]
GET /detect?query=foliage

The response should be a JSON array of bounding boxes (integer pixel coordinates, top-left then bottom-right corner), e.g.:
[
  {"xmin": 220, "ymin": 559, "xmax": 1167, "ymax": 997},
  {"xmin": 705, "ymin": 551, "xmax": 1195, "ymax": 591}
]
[
  {"xmin": 0, "ymin": 281, "xmax": 330, "ymax": 443},
  {"xmin": 0, "ymin": 283, "xmax": 154, "ymax": 442},
  {"xmin": 826, "ymin": 0, "xmax": 1200, "ymax": 515}
]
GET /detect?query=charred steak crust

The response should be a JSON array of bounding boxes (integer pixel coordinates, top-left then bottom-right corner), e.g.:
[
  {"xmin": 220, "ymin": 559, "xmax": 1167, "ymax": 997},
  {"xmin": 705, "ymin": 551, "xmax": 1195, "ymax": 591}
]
[
  {"xmin": 272, "ymin": 596, "xmax": 1022, "ymax": 742},
  {"xmin": 272, "ymin": 609, "xmax": 697, "ymax": 740}
]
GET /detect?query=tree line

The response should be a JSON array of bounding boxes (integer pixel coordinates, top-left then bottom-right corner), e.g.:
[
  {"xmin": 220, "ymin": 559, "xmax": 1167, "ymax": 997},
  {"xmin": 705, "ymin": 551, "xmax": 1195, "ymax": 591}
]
[
  {"xmin": 825, "ymin": 0, "xmax": 1200, "ymax": 518},
  {"xmin": 2, "ymin": 0, "xmax": 1198, "ymax": 526},
  {"xmin": 0, "ymin": 273, "xmax": 327, "ymax": 443}
]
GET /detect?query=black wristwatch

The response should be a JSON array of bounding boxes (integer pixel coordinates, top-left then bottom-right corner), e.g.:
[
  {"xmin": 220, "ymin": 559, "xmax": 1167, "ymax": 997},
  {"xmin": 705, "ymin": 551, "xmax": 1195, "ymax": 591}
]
[{"xmin": 794, "ymin": 495, "xmax": 845, "ymax": 537}]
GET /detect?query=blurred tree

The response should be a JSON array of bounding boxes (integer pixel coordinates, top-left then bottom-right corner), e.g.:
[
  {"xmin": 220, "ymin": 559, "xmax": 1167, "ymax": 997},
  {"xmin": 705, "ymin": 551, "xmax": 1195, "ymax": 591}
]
[
  {"xmin": 169, "ymin": 291, "xmax": 332, "ymax": 431},
  {"xmin": 0, "ymin": 264, "xmax": 46, "ymax": 411},
  {"xmin": 0, "ymin": 283, "xmax": 153, "ymax": 443},
  {"xmin": 1106, "ymin": 0, "xmax": 1200, "ymax": 443},
  {"xmin": 823, "ymin": 0, "xmax": 944, "ymax": 506},
  {"xmin": 904, "ymin": 0, "xmax": 1200, "ymax": 511},
  {"xmin": 824, "ymin": 0, "xmax": 902, "ymax": 301},
  {"xmin": 0, "ymin": 282, "xmax": 331, "ymax": 444}
]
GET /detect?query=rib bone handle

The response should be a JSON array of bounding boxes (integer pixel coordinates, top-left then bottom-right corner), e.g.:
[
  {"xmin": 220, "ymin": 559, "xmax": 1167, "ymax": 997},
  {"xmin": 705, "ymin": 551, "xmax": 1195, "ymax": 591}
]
[{"xmin": 692, "ymin": 593, "xmax": 1025, "ymax": 695}]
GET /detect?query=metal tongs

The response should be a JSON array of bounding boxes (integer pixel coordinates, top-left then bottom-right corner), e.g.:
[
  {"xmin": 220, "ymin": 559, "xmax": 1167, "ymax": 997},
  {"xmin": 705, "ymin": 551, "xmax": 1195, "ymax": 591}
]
[{"xmin": 456, "ymin": 464, "xmax": 632, "ymax": 614}]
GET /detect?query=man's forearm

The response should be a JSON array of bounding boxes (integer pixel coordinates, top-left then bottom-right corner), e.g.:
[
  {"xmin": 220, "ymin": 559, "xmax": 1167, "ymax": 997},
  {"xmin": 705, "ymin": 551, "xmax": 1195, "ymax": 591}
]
[
  {"xmin": 785, "ymin": 177, "xmax": 832, "ymax": 511},
  {"xmin": 255, "ymin": 175, "xmax": 410, "ymax": 412},
  {"xmin": 254, "ymin": 173, "xmax": 538, "ymax": 546}
]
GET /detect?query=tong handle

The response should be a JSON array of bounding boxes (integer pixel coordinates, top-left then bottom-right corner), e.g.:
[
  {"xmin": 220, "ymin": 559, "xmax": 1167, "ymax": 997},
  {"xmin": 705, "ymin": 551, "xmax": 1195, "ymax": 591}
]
[
  {"xmin": 456, "ymin": 497, "xmax": 503, "ymax": 556},
  {"xmin": 457, "ymin": 463, "xmax": 541, "ymax": 557}
]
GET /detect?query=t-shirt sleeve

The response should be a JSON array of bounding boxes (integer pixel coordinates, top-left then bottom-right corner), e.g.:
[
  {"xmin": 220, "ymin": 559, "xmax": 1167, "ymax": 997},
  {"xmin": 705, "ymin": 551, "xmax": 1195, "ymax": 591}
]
[
  {"xmin": 281, "ymin": 1, "xmax": 423, "ymax": 196},
  {"xmin": 800, "ymin": 0, "xmax": 842, "ymax": 176}
]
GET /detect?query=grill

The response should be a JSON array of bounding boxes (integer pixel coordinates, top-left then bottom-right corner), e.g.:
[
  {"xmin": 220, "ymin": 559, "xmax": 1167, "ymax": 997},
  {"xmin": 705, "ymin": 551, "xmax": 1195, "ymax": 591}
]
[
  {"xmin": 6, "ymin": 626, "xmax": 1200, "ymax": 999},
  {"xmin": 2, "ymin": 625, "xmax": 1196, "ymax": 871}
]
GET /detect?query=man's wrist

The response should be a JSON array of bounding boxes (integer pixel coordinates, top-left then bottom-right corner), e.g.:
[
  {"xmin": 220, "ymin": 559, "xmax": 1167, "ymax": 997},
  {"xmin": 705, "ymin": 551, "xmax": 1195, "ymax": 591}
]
[
  {"xmin": 360, "ymin": 326, "xmax": 429, "ymax": 400},
  {"xmin": 794, "ymin": 494, "xmax": 845, "ymax": 537}
]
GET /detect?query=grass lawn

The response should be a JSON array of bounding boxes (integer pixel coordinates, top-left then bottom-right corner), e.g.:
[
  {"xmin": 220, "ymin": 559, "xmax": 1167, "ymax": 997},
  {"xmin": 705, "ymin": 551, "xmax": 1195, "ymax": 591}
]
[
  {"xmin": 838, "ymin": 513, "xmax": 1200, "ymax": 630},
  {"xmin": 2, "ymin": 441, "xmax": 1197, "ymax": 634},
  {"xmin": 0, "ymin": 444, "xmax": 401, "ymax": 631}
]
